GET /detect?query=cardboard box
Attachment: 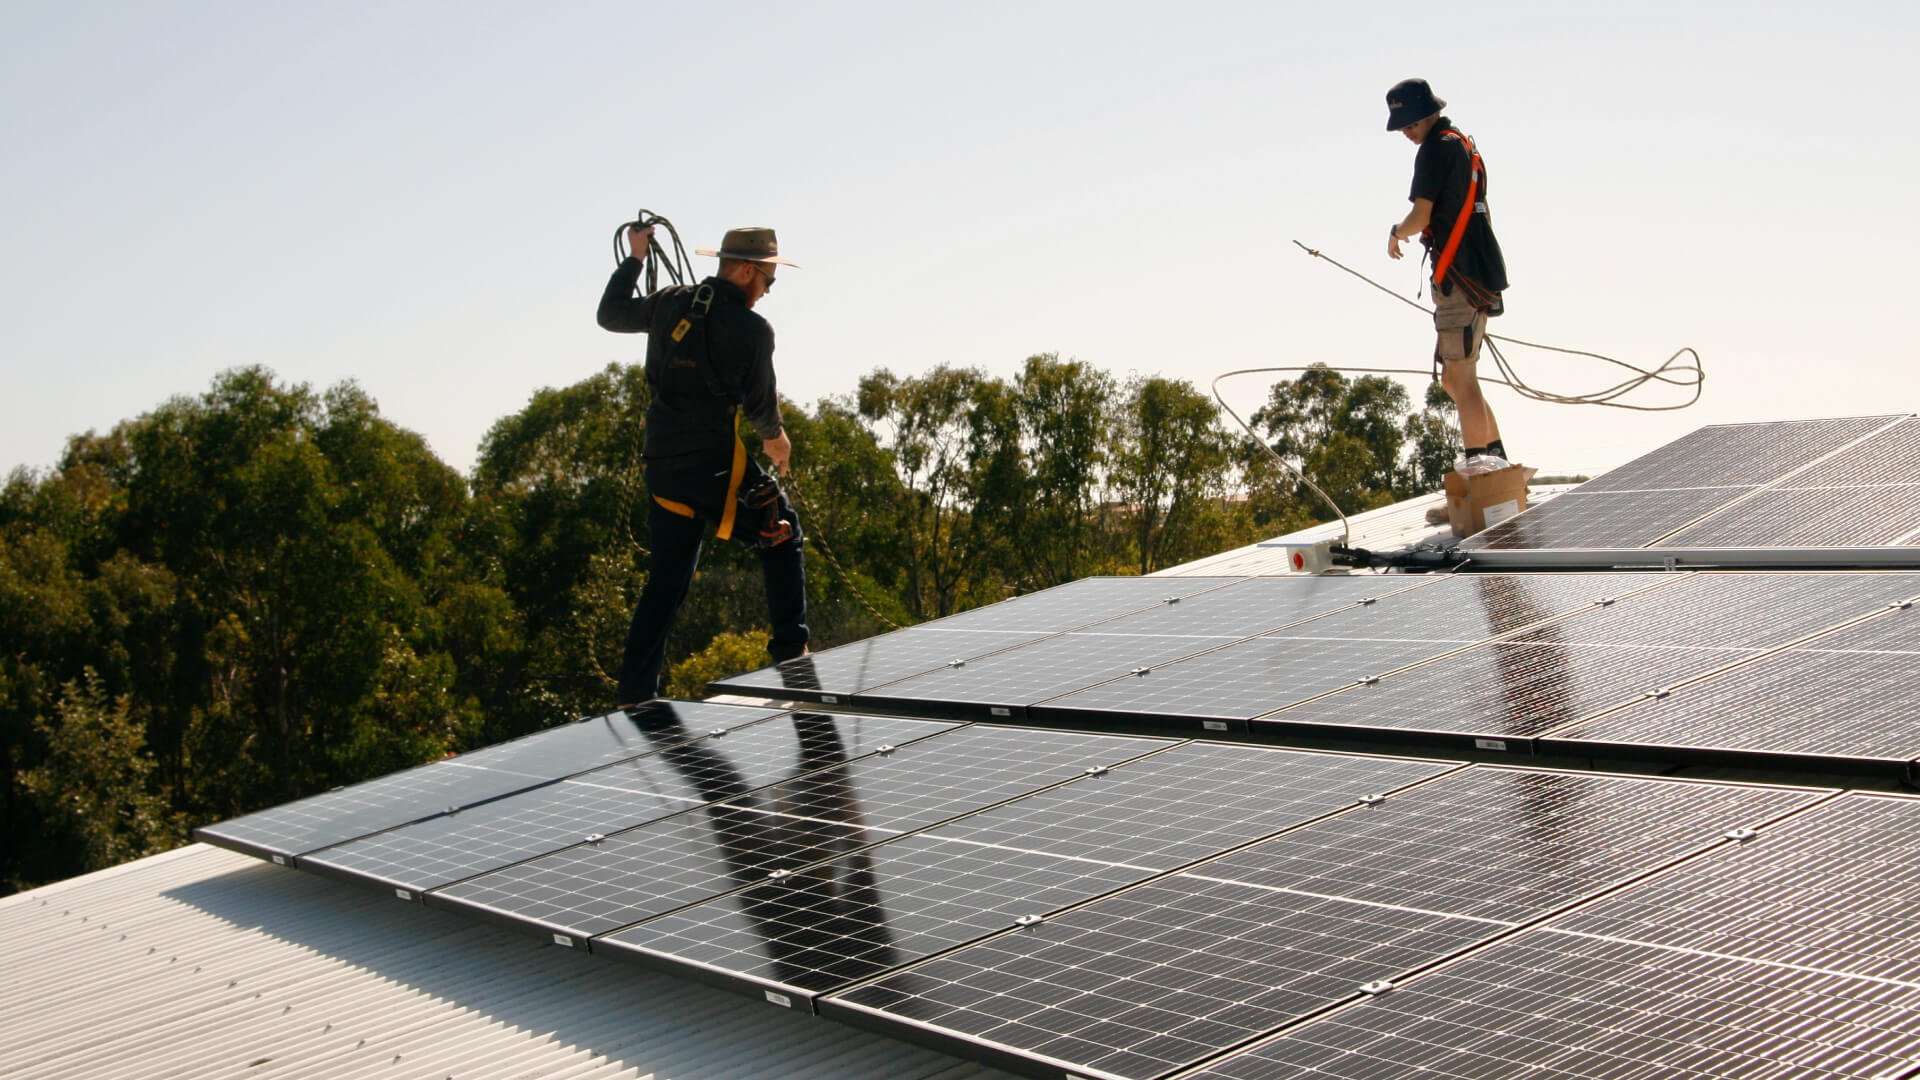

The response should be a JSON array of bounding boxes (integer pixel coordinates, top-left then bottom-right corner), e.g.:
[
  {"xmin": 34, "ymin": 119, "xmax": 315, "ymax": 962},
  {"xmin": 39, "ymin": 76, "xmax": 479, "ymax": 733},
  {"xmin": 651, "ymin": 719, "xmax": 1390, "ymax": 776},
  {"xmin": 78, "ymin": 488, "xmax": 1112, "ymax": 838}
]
[{"xmin": 1443, "ymin": 464, "xmax": 1537, "ymax": 538}]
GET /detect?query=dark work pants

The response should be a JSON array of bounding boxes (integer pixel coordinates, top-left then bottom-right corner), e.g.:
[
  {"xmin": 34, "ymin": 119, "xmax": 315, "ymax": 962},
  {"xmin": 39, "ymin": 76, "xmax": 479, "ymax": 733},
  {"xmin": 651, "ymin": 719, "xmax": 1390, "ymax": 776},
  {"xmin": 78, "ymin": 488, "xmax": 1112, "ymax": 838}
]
[{"xmin": 614, "ymin": 454, "xmax": 808, "ymax": 705}]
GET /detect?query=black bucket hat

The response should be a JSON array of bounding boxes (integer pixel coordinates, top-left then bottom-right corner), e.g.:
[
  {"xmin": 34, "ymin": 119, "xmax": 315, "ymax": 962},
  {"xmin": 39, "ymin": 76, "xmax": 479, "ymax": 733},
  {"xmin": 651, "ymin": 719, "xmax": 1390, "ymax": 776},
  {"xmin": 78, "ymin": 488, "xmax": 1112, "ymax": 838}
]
[{"xmin": 1385, "ymin": 78, "xmax": 1446, "ymax": 131}]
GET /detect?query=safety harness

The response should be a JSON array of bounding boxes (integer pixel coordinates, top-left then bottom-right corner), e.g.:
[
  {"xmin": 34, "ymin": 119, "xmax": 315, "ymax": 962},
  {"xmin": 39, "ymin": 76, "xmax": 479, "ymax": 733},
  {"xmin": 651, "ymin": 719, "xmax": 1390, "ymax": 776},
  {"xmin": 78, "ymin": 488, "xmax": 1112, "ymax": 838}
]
[
  {"xmin": 1426, "ymin": 128, "xmax": 1486, "ymax": 295},
  {"xmin": 652, "ymin": 283, "xmax": 748, "ymax": 540}
]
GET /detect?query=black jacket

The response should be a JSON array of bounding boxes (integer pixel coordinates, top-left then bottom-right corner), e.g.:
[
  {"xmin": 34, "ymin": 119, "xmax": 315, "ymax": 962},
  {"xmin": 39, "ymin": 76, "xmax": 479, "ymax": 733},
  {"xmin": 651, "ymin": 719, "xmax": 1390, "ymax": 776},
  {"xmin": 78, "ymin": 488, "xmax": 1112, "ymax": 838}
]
[{"xmin": 597, "ymin": 259, "xmax": 783, "ymax": 461}]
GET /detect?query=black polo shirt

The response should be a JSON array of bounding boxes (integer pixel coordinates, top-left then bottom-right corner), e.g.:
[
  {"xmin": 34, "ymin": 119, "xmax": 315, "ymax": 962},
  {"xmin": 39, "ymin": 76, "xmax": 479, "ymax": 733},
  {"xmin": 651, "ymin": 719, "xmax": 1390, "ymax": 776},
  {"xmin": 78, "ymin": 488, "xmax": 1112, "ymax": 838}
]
[
  {"xmin": 597, "ymin": 259, "xmax": 783, "ymax": 462},
  {"xmin": 1409, "ymin": 117, "xmax": 1509, "ymax": 298}
]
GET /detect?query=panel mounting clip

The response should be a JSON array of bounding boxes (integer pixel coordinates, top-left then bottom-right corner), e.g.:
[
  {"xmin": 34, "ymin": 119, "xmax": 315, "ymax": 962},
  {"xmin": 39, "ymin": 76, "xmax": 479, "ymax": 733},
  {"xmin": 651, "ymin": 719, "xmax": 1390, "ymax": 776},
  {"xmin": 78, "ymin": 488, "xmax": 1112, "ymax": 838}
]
[
  {"xmin": 1129, "ymin": 666, "xmax": 1152, "ymax": 677},
  {"xmin": 1359, "ymin": 979, "xmax": 1395, "ymax": 995},
  {"xmin": 1357, "ymin": 793, "xmax": 1387, "ymax": 806},
  {"xmin": 1725, "ymin": 827, "xmax": 1761, "ymax": 843},
  {"xmin": 948, "ymin": 658, "xmax": 967, "ymax": 668},
  {"xmin": 1085, "ymin": 765, "xmax": 1110, "ymax": 777},
  {"xmin": 1013, "ymin": 914, "xmax": 1043, "ymax": 928},
  {"xmin": 875, "ymin": 744, "xmax": 897, "ymax": 755}
]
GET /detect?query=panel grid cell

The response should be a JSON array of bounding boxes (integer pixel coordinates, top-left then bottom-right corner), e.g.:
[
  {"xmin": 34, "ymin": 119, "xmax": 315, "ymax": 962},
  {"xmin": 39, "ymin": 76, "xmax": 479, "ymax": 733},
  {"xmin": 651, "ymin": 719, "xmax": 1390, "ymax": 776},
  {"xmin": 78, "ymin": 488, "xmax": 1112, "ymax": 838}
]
[
  {"xmin": 917, "ymin": 576, "xmax": 1241, "ymax": 633},
  {"xmin": 1189, "ymin": 930, "xmax": 1920, "ymax": 1080}
]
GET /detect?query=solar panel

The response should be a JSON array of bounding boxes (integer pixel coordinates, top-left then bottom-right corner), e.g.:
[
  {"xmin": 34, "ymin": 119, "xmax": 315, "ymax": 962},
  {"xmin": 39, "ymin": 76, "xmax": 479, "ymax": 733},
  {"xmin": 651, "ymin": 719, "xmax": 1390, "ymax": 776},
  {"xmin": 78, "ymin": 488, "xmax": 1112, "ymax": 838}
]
[
  {"xmin": 1189, "ymin": 930, "xmax": 1920, "ymax": 1080},
  {"xmin": 193, "ymin": 702, "xmax": 783, "ymax": 862},
  {"xmin": 919, "ymin": 576, "xmax": 1241, "ymax": 632},
  {"xmin": 857, "ymin": 632, "xmax": 1244, "ymax": 719},
  {"xmin": 1460, "ymin": 486, "xmax": 1745, "ymax": 550},
  {"xmin": 1659, "ymin": 483, "xmax": 1920, "ymax": 547},
  {"xmin": 706, "ymin": 627, "xmax": 1055, "ymax": 704},
  {"xmin": 1462, "ymin": 416, "xmax": 1920, "ymax": 555},
  {"xmin": 297, "ymin": 712, "xmax": 957, "ymax": 894},
  {"xmin": 710, "ymin": 578, "xmax": 1245, "ymax": 703},
  {"xmin": 1256, "ymin": 572, "xmax": 1904, "ymax": 748},
  {"xmin": 428, "ymin": 726, "xmax": 1170, "ymax": 940},
  {"xmin": 1543, "ymin": 602, "xmax": 1920, "ymax": 771},
  {"xmin": 1550, "ymin": 792, "xmax": 1920, "ymax": 980},
  {"xmin": 824, "ymin": 767, "xmax": 1824, "ymax": 1080},
  {"xmin": 596, "ymin": 746, "xmax": 1459, "ymax": 1002},
  {"xmin": 1573, "ymin": 416, "xmax": 1902, "ymax": 493},
  {"xmin": 1034, "ymin": 574, "xmax": 1662, "ymax": 733},
  {"xmin": 1205, "ymin": 791, "xmax": 1920, "ymax": 1076}
]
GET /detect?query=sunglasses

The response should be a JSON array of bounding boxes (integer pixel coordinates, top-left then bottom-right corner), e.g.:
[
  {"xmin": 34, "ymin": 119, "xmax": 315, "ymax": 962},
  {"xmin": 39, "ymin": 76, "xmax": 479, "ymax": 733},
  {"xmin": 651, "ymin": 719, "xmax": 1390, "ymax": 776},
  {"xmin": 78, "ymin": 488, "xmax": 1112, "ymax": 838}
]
[{"xmin": 753, "ymin": 264, "xmax": 776, "ymax": 292}]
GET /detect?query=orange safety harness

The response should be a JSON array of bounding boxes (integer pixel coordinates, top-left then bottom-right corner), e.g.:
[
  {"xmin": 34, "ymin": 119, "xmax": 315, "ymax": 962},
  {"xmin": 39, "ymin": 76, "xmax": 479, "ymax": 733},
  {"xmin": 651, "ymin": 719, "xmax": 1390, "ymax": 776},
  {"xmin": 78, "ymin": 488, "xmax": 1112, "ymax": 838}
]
[{"xmin": 1426, "ymin": 128, "xmax": 1483, "ymax": 291}]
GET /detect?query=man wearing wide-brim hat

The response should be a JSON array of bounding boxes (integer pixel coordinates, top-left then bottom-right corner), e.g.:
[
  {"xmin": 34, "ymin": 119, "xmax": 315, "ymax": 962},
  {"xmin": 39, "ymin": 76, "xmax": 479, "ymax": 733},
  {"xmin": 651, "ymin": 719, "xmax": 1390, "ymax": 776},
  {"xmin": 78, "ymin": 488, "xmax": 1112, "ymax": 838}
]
[
  {"xmin": 597, "ymin": 224, "xmax": 809, "ymax": 707},
  {"xmin": 1384, "ymin": 77, "xmax": 1513, "ymax": 508}
]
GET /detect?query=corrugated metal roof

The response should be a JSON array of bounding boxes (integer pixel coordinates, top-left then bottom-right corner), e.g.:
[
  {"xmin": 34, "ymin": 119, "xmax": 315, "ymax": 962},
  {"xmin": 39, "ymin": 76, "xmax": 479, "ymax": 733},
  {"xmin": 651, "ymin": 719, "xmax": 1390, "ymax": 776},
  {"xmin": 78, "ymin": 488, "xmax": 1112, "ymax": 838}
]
[{"xmin": 0, "ymin": 843, "xmax": 1014, "ymax": 1080}]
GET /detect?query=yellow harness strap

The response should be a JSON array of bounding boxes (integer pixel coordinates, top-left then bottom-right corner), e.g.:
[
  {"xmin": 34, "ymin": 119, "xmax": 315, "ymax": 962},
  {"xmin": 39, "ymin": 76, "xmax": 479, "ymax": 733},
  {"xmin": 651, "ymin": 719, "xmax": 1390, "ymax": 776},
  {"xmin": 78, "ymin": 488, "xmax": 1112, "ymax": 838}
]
[
  {"xmin": 715, "ymin": 431, "xmax": 746, "ymax": 541},
  {"xmin": 647, "ymin": 413, "xmax": 749, "ymax": 536}
]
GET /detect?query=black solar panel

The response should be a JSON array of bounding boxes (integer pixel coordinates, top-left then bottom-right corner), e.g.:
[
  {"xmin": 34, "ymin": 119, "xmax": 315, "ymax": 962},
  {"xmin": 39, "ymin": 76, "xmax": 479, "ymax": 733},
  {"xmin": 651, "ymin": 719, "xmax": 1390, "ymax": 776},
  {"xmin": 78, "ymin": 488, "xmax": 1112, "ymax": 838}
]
[
  {"xmin": 297, "ymin": 713, "xmax": 956, "ymax": 893},
  {"xmin": 427, "ymin": 726, "xmax": 1169, "ymax": 940},
  {"xmin": 1551, "ymin": 792, "xmax": 1920, "ymax": 980},
  {"xmin": 824, "ymin": 767, "xmax": 1823, "ymax": 1079},
  {"xmin": 1460, "ymin": 486, "xmax": 1745, "ymax": 550},
  {"xmin": 1084, "ymin": 575, "xmax": 1435, "ymax": 639},
  {"xmin": 1463, "ymin": 416, "xmax": 1920, "ymax": 553},
  {"xmin": 1195, "ymin": 767, "xmax": 1823, "ymax": 923},
  {"xmin": 1034, "ymin": 574, "xmax": 1674, "ymax": 733},
  {"xmin": 1659, "ymin": 483, "xmax": 1920, "ymax": 547},
  {"xmin": 711, "ymin": 578, "xmax": 1244, "ymax": 702},
  {"xmin": 1544, "ymin": 602, "xmax": 1920, "ymax": 770},
  {"xmin": 920, "ymin": 576, "xmax": 1241, "ymax": 632},
  {"xmin": 1190, "ymin": 929, "xmax": 1920, "ymax": 1080},
  {"xmin": 1573, "ymin": 417, "xmax": 1901, "ymax": 493},
  {"xmin": 596, "ymin": 746, "xmax": 1458, "ymax": 1002},
  {"xmin": 1257, "ymin": 572, "xmax": 1903, "ymax": 747},
  {"xmin": 858, "ymin": 631, "xmax": 1243, "ymax": 719},
  {"xmin": 194, "ymin": 702, "xmax": 783, "ymax": 861}
]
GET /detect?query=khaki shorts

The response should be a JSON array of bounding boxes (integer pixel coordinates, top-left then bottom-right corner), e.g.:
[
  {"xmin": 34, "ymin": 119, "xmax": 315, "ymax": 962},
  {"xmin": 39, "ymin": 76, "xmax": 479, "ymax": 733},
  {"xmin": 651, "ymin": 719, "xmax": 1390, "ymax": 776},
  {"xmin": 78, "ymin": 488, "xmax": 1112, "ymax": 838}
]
[{"xmin": 1433, "ymin": 284, "xmax": 1489, "ymax": 365}]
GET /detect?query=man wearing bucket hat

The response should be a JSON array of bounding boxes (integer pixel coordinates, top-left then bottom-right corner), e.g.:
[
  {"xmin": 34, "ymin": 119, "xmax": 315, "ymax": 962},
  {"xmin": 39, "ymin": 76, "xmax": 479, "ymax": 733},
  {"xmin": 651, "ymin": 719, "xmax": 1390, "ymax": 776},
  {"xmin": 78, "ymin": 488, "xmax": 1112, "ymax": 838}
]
[
  {"xmin": 1384, "ymin": 78, "xmax": 1512, "ymax": 494},
  {"xmin": 597, "ymin": 224, "xmax": 808, "ymax": 707}
]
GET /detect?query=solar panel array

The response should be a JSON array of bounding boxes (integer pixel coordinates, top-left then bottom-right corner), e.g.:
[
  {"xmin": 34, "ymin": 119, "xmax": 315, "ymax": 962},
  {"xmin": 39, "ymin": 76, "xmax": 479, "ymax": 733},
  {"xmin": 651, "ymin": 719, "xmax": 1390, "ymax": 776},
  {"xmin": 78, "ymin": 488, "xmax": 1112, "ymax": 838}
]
[
  {"xmin": 195, "ymin": 417, "xmax": 1920, "ymax": 1079},
  {"xmin": 1463, "ymin": 414, "xmax": 1920, "ymax": 553}
]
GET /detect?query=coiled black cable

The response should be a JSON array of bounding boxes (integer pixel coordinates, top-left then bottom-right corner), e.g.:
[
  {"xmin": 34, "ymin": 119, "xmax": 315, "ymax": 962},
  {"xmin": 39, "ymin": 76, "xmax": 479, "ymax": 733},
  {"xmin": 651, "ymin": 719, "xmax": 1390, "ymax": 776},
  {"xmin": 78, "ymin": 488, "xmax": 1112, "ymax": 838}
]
[{"xmin": 613, "ymin": 209, "xmax": 697, "ymax": 294}]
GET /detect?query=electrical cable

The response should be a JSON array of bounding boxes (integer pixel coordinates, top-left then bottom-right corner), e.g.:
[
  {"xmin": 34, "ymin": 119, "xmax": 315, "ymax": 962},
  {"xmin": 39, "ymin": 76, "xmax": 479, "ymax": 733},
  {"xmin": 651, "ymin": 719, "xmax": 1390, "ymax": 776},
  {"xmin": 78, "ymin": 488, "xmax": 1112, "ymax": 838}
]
[
  {"xmin": 1292, "ymin": 240, "xmax": 1704, "ymax": 410},
  {"xmin": 1213, "ymin": 244, "xmax": 1708, "ymax": 547}
]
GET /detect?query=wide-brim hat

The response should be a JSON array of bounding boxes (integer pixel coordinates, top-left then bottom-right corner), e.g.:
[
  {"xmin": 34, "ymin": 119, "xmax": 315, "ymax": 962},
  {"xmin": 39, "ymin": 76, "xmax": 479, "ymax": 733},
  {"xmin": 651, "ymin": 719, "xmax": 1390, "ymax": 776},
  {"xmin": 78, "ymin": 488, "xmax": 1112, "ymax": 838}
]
[
  {"xmin": 695, "ymin": 226, "xmax": 799, "ymax": 267},
  {"xmin": 1385, "ymin": 77, "xmax": 1446, "ymax": 131}
]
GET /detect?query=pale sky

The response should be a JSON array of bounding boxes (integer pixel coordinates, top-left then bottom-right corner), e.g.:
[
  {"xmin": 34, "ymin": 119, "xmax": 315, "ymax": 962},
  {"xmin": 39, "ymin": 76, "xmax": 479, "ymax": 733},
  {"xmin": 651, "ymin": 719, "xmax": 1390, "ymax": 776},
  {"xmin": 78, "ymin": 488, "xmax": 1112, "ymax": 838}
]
[{"xmin": 4, "ymin": 1, "xmax": 1914, "ymax": 483}]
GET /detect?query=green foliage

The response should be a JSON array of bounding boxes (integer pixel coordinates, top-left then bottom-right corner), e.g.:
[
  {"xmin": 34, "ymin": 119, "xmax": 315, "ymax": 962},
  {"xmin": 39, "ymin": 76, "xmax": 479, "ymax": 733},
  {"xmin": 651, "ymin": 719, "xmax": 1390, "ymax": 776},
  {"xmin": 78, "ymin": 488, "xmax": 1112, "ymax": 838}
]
[
  {"xmin": 664, "ymin": 630, "xmax": 772, "ymax": 700},
  {"xmin": 16, "ymin": 673, "xmax": 184, "ymax": 886}
]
